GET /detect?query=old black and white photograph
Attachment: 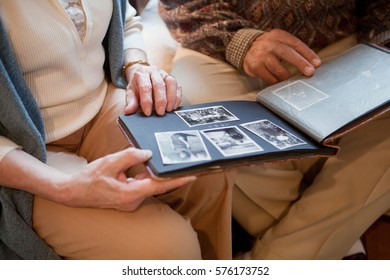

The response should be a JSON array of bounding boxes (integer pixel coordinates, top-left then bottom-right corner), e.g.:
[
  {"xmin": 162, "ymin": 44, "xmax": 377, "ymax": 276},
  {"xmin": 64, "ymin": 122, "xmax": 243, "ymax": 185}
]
[
  {"xmin": 241, "ymin": 119, "xmax": 306, "ymax": 150},
  {"xmin": 201, "ymin": 126, "xmax": 263, "ymax": 157},
  {"xmin": 175, "ymin": 105, "xmax": 239, "ymax": 127},
  {"xmin": 155, "ymin": 130, "xmax": 211, "ymax": 164}
]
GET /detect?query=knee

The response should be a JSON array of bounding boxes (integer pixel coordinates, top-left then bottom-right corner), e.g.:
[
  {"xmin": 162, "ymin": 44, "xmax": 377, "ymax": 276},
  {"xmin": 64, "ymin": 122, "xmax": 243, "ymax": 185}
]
[
  {"xmin": 39, "ymin": 200, "xmax": 203, "ymax": 260},
  {"xmin": 110, "ymin": 206, "xmax": 202, "ymax": 260},
  {"xmin": 148, "ymin": 217, "xmax": 202, "ymax": 260}
]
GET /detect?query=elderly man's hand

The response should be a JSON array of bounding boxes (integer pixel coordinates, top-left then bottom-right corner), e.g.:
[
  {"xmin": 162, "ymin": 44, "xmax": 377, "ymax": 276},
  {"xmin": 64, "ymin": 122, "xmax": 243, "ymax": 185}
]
[{"xmin": 243, "ymin": 29, "xmax": 322, "ymax": 85}]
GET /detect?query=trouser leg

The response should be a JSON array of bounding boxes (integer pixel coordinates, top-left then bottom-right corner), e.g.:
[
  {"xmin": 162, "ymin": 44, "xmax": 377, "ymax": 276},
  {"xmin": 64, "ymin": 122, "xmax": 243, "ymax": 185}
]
[
  {"xmin": 253, "ymin": 114, "xmax": 390, "ymax": 259},
  {"xmin": 171, "ymin": 46, "xmax": 262, "ymax": 105},
  {"xmin": 77, "ymin": 83, "xmax": 129, "ymax": 161},
  {"xmin": 158, "ymin": 170, "xmax": 235, "ymax": 260},
  {"xmin": 33, "ymin": 195, "xmax": 202, "ymax": 260},
  {"xmin": 38, "ymin": 83, "xmax": 234, "ymax": 259},
  {"xmin": 233, "ymin": 159, "xmax": 319, "ymax": 237}
]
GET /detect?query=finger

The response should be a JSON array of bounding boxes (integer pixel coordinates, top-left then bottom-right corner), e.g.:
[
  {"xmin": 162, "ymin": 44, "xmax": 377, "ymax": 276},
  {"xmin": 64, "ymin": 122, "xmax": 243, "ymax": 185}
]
[
  {"xmin": 174, "ymin": 84, "xmax": 182, "ymax": 109},
  {"xmin": 264, "ymin": 55, "xmax": 293, "ymax": 81},
  {"xmin": 101, "ymin": 148, "xmax": 153, "ymax": 174},
  {"xmin": 124, "ymin": 87, "xmax": 139, "ymax": 115},
  {"xmin": 117, "ymin": 171, "xmax": 128, "ymax": 183},
  {"xmin": 275, "ymin": 43, "xmax": 316, "ymax": 77},
  {"xmin": 250, "ymin": 62, "xmax": 280, "ymax": 85},
  {"xmin": 163, "ymin": 74, "xmax": 179, "ymax": 112},
  {"xmin": 133, "ymin": 72, "xmax": 154, "ymax": 116},
  {"xmin": 150, "ymin": 70, "xmax": 168, "ymax": 115},
  {"xmin": 287, "ymin": 37, "xmax": 321, "ymax": 67},
  {"xmin": 133, "ymin": 169, "xmax": 150, "ymax": 180},
  {"xmin": 132, "ymin": 175, "xmax": 197, "ymax": 198},
  {"xmin": 277, "ymin": 34, "xmax": 321, "ymax": 76}
]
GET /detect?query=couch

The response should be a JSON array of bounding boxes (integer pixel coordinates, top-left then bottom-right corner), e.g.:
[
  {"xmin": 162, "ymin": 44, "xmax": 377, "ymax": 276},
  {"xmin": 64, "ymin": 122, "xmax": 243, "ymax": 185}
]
[{"xmin": 139, "ymin": 0, "xmax": 178, "ymax": 73}]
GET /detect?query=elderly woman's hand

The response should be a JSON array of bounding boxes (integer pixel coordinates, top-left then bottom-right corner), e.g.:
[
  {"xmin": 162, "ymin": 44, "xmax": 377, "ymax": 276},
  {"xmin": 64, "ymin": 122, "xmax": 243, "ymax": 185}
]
[
  {"xmin": 57, "ymin": 148, "xmax": 195, "ymax": 211},
  {"xmin": 1, "ymin": 148, "xmax": 196, "ymax": 212},
  {"xmin": 124, "ymin": 63, "xmax": 182, "ymax": 116}
]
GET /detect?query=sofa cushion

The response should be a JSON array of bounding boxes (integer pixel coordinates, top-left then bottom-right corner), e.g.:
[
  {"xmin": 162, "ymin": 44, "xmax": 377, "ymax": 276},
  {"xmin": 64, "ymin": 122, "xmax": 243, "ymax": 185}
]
[{"xmin": 140, "ymin": 0, "xmax": 178, "ymax": 72}]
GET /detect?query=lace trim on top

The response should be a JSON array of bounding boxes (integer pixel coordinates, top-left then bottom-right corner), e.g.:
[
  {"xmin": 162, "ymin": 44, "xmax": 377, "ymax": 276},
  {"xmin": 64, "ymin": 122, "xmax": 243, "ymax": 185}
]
[{"xmin": 58, "ymin": 0, "xmax": 86, "ymax": 40}]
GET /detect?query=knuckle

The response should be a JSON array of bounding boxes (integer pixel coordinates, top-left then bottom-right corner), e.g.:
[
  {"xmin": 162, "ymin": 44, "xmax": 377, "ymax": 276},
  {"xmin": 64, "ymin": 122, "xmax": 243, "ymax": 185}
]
[
  {"xmin": 100, "ymin": 156, "xmax": 116, "ymax": 168},
  {"xmin": 139, "ymin": 83, "xmax": 153, "ymax": 93},
  {"xmin": 154, "ymin": 81, "xmax": 166, "ymax": 92}
]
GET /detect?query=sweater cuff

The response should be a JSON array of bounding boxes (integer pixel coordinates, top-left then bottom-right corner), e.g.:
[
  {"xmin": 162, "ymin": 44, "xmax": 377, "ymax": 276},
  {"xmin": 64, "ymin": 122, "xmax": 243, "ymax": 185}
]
[
  {"xmin": 373, "ymin": 30, "xmax": 390, "ymax": 45},
  {"xmin": 0, "ymin": 136, "xmax": 21, "ymax": 162},
  {"xmin": 226, "ymin": 29, "xmax": 265, "ymax": 70}
]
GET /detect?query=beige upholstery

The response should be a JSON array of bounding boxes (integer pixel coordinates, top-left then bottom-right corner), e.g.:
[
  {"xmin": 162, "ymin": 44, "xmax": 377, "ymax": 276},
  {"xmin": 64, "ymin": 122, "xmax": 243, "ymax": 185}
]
[{"xmin": 140, "ymin": 0, "xmax": 178, "ymax": 72}]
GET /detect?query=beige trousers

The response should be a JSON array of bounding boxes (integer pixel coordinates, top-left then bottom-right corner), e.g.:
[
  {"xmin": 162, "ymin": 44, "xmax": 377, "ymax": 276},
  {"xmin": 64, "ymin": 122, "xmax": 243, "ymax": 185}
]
[
  {"xmin": 170, "ymin": 35, "xmax": 390, "ymax": 259},
  {"xmin": 33, "ymin": 84, "xmax": 234, "ymax": 260}
]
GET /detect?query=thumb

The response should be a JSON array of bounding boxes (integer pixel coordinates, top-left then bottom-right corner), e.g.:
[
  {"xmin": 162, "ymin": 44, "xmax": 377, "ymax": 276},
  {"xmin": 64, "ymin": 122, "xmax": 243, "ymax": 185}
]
[{"xmin": 106, "ymin": 148, "xmax": 152, "ymax": 173}]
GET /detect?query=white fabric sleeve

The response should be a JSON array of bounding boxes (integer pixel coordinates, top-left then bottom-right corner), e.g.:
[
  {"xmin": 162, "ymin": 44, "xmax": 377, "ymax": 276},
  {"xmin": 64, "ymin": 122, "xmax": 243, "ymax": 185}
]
[
  {"xmin": 0, "ymin": 136, "xmax": 22, "ymax": 162},
  {"xmin": 123, "ymin": 2, "xmax": 146, "ymax": 52}
]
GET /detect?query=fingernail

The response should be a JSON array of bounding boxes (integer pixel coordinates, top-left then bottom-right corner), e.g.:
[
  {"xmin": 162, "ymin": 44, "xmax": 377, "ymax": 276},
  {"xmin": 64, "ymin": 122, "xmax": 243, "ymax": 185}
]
[
  {"xmin": 144, "ymin": 108, "xmax": 152, "ymax": 116},
  {"xmin": 142, "ymin": 149, "xmax": 153, "ymax": 158},
  {"xmin": 312, "ymin": 58, "xmax": 321, "ymax": 67},
  {"xmin": 304, "ymin": 66, "xmax": 314, "ymax": 76},
  {"xmin": 183, "ymin": 176, "xmax": 197, "ymax": 184},
  {"xmin": 157, "ymin": 105, "xmax": 166, "ymax": 115}
]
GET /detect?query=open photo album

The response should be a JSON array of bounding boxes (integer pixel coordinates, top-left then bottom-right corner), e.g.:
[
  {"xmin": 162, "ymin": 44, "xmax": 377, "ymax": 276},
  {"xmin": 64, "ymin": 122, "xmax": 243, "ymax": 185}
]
[{"xmin": 118, "ymin": 43, "xmax": 390, "ymax": 178}]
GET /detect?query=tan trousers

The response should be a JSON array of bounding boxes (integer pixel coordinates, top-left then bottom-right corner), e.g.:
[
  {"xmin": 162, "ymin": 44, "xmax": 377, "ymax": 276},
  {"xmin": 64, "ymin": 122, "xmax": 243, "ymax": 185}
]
[
  {"xmin": 33, "ymin": 84, "xmax": 234, "ymax": 260},
  {"xmin": 170, "ymin": 35, "xmax": 390, "ymax": 259}
]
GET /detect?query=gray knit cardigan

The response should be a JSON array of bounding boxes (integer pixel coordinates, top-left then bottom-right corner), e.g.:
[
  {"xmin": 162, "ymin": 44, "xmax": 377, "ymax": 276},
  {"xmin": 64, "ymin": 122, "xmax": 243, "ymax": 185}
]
[{"xmin": 0, "ymin": 0, "xmax": 128, "ymax": 259}]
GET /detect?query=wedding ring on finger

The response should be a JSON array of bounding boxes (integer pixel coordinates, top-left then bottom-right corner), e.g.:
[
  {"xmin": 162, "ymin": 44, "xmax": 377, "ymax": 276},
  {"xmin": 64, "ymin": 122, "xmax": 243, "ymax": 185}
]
[{"xmin": 161, "ymin": 71, "xmax": 175, "ymax": 81}]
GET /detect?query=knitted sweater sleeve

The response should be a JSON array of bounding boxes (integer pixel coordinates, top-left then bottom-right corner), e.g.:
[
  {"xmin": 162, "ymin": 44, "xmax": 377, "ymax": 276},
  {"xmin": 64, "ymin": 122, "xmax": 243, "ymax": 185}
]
[
  {"xmin": 356, "ymin": 0, "xmax": 390, "ymax": 45},
  {"xmin": 123, "ymin": 1, "xmax": 145, "ymax": 51},
  {"xmin": 158, "ymin": 0, "xmax": 264, "ymax": 70}
]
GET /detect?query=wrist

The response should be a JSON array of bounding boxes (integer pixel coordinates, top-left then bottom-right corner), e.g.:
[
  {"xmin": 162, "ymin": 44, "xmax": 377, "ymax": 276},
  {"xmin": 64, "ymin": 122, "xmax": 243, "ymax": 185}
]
[
  {"xmin": 39, "ymin": 169, "xmax": 74, "ymax": 204},
  {"xmin": 226, "ymin": 29, "xmax": 265, "ymax": 70},
  {"xmin": 122, "ymin": 60, "xmax": 150, "ymax": 77}
]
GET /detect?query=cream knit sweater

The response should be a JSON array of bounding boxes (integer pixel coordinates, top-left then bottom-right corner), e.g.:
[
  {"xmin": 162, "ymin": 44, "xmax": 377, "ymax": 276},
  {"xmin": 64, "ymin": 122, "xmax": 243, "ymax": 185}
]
[{"xmin": 0, "ymin": 0, "xmax": 144, "ymax": 160}]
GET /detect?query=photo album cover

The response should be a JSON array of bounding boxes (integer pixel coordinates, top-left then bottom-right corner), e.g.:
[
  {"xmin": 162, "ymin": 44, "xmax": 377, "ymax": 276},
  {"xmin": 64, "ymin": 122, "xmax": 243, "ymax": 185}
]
[{"xmin": 118, "ymin": 44, "xmax": 390, "ymax": 178}]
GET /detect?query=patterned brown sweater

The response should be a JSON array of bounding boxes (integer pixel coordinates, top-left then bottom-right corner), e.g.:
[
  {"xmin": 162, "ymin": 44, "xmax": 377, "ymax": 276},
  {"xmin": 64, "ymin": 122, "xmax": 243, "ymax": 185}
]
[{"xmin": 159, "ymin": 0, "xmax": 390, "ymax": 70}]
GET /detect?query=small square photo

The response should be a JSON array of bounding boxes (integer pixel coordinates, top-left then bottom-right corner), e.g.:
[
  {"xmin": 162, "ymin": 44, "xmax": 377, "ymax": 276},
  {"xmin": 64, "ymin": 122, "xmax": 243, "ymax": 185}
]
[
  {"xmin": 201, "ymin": 126, "xmax": 263, "ymax": 157},
  {"xmin": 155, "ymin": 130, "xmax": 211, "ymax": 164},
  {"xmin": 241, "ymin": 119, "xmax": 306, "ymax": 150},
  {"xmin": 175, "ymin": 106, "xmax": 239, "ymax": 127}
]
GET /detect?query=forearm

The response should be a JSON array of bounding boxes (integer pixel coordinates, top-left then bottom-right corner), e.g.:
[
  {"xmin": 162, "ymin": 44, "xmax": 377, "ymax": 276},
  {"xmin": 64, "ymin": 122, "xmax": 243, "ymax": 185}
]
[
  {"xmin": 0, "ymin": 149, "xmax": 69, "ymax": 203},
  {"xmin": 0, "ymin": 146, "xmax": 196, "ymax": 212},
  {"xmin": 122, "ymin": 2, "xmax": 149, "ymax": 79}
]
